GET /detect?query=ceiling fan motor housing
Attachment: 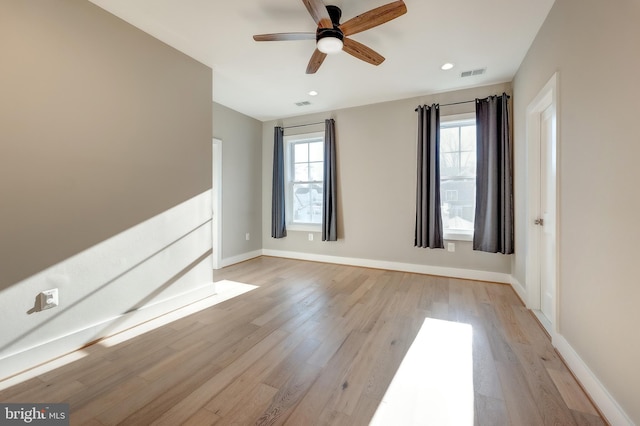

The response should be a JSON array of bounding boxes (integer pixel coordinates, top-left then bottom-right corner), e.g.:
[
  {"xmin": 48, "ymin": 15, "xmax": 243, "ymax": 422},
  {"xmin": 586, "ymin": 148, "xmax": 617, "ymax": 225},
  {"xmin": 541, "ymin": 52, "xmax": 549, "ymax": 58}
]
[{"xmin": 316, "ymin": 5, "xmax": 344, "ymax": 43}]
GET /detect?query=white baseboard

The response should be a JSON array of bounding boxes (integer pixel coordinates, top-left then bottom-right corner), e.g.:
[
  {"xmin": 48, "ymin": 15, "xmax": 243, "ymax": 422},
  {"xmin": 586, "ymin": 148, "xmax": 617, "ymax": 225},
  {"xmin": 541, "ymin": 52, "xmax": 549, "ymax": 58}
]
[
  {"xmin": 509, "ymin": 276, "xmax": 527, "ymax": 304},
  {"xmin": 262, "ymin": 249, "xmax": 511, "ymax": 284},
  {"xmin": 553, "ymin": 335, "xmax": 633, "ymax": 426},
  {"xmin": 220, "ymin": 250, "xmax": 263, "ymax": 268},
  {"xmin": 0, "ymin": 282, "xmax": 216, "ymax": 382}
]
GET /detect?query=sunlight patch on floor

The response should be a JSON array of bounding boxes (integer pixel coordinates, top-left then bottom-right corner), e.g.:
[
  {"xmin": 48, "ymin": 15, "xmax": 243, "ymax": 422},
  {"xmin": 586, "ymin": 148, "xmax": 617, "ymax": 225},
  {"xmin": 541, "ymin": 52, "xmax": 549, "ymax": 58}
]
[
  {"xmin": 370, "ymin": 318, "xmax": 474, "ymax": 426},
  {"xmin": 99, "ymin": 280, "xmax": 257, "ymax": 347},
  {"xmin": 0, "ymin": 280, "xmax": 257, "ymax": 390}
]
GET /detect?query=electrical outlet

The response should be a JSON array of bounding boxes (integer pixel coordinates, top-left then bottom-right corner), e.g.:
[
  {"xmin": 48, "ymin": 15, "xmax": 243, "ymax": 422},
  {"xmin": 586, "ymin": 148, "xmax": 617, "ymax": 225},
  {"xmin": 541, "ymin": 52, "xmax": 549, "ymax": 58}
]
[
  {"xmin": 308, "ymin": 233, "xmax": 314, "ymax": 241},
  {"xmin": 245, "ymin": 233, "xmax": 250, "ymax": 241},
  {"xmin": 447, "ymin": 242, "xmax": 455, "ymax": 252},
  {"xmin": 39, "ymin": 289, "xmax": 59, "ymax": 311}
]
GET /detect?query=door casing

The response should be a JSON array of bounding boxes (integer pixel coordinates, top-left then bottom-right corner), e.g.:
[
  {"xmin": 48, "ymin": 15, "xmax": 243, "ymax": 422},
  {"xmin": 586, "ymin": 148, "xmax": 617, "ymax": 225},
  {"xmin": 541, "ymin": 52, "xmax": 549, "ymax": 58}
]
[{"xmin": 525, "ymin": 72, "xmax": 559, "ymax": 338}]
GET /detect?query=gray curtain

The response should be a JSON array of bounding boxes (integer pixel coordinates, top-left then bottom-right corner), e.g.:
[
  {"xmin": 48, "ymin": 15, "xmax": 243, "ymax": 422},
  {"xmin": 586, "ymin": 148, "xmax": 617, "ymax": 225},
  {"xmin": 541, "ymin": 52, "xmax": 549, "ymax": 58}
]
[
  {"xmin": 415, "ymin": 104, "xmax": 444, "ymax": 249},
  {"xmin": 474, "ymin": 93, "xmax": 514, "ymax": 254},
  {"xmin": 271, "ymin": 126, "xmax": 287, "ymax": 238},
  {"xmin": 322, "ymin": 119, "xmax": 337, "ymax": 241}
]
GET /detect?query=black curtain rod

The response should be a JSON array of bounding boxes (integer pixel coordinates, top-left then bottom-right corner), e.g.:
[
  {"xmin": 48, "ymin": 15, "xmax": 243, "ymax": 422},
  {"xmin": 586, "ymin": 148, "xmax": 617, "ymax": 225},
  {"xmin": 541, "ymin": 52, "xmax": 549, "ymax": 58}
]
[
  {"xmin": 281, "ymin": 121, "xmax": 325, "ymax": 130},
  {"xmin": 414, "ymin": 94, "xmax": 511, "ymax": 111},
  {"xmin": 440, "ymin": 100, "xmax": 476, "ymax": 107}
]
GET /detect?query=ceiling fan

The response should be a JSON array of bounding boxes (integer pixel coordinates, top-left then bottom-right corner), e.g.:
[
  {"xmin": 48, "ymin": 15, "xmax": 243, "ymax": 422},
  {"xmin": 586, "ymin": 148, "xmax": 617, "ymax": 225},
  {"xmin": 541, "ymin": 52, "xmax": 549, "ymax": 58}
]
[{"xmin": 253, "ymin": 0, "xmax": 407, "ymax": 74}]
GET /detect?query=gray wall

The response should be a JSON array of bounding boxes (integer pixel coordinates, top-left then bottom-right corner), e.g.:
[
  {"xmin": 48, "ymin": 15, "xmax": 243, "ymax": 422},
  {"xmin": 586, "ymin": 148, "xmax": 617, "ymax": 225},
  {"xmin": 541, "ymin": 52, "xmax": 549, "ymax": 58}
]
[
  {"xmin": 513, "ymin": 0, "xmax": 640, "ymax": 422},
  {"xmin": 213, "ymin": 103, "xmax": 263, "ymax": 260},
  {"xmin": 262, "ymin": 83, "xmax": 512, "ymax": 275},
  {"xmin": 0, "ymin": 1, "xmax": 212, "ymax": 288}
]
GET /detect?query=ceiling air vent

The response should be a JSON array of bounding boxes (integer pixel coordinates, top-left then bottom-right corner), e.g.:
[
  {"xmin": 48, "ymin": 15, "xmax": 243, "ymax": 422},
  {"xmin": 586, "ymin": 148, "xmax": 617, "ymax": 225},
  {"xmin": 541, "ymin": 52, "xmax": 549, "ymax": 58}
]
[
  {"xmin": 295, "ymin": 101, "xmax": 312, "ymax": 107},
  {"xmin": 460, "ymin": 68, "xmax": 486, "ymax": 78}
]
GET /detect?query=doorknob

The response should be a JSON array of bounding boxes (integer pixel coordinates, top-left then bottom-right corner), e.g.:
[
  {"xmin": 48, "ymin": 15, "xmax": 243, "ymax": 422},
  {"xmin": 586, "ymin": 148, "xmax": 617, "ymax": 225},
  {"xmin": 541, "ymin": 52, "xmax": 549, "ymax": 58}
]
[{"xmin": 534, "ymin": 218, "xmax": 544, "ymax": 226}]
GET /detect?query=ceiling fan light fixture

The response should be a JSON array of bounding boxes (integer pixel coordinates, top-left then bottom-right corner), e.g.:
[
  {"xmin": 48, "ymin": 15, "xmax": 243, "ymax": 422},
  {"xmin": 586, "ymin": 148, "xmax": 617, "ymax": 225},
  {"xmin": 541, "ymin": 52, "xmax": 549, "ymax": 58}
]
[{"xmin": 317, "ymin": 36, "xmax": 343, "ymax": 54}]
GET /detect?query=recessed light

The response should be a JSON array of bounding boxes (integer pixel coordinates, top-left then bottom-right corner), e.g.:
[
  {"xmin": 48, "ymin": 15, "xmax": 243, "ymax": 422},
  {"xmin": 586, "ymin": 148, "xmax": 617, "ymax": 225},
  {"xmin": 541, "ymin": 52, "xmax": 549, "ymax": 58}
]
[
  {"xmin": 308, "ymin": 90, "xmax": 318, "ymax": 96},
  {"xmin": 441, "ymin": 63, "xmax": 455, "ymax": 70}
]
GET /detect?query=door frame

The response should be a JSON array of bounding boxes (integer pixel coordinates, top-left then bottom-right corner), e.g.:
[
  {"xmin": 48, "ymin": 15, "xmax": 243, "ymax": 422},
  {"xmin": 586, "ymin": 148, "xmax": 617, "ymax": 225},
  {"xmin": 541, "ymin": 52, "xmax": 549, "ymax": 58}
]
[
  {"xmin": 525, "ymin": 72, "xmax": 559, "ymax": 337},
  {"xmin": 212, "ymin": 138, "xmax": 222, "ymax": 269}
]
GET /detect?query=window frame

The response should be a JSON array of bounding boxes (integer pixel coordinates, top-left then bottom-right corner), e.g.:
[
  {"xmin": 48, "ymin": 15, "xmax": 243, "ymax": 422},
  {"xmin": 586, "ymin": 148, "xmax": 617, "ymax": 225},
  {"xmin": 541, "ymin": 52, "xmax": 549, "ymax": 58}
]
[
  {"xmin": 284, "ymin": 131, "xmax": 325, "ymax": 232},
  {"xmin": 440, "ymin": 112, "xmax": 476, "ymax": 242}
]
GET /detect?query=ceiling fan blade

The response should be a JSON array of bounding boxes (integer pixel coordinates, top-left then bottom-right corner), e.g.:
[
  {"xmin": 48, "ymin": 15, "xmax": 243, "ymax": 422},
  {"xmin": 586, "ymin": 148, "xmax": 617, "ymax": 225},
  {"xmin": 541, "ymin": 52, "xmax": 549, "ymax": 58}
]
[
  {"xmin": 343, "ymin": 38, "xmax": 385, "ymax": 66},
  {"xmin": 301, "ymin": 0, "xmax": 333, "ymax": 29},
  {"xmin": 306, "ymin": 49, "xmax": 327, "ymax": 74},
  {"xmin": 253, "ymin": 32, "xmax": 316, "ymax": 42},
  {"xmin": 339, "ymin": 1, "xmax": 407, "ymax": 36}
]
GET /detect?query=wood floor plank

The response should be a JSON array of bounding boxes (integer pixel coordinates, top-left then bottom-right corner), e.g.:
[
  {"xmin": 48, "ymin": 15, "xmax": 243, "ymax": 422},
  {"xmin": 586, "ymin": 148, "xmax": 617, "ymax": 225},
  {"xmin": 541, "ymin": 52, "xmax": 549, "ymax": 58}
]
[
  {"xmin": 151, "ymin": 329, "xmax": 289, "ymax": 426},
  {"xmin": 472, "ymin": 323, "xmax": 504, "ymax": 400},
  {"xmin": 496, "ymin": 360, "xmax": 546, "ymax": 425},
  {"xmin": 0, "ymin": 257, "xmax": 605, "ymax": 425},
  {"xmin": 70, "ymin": 377, "xmax": 149, "ymax": 425},
  {"xmin": 262, "ymin": 337, "xmax": 322, "ymax": 390},
  {"xmin": 284, "ymin": 331, "xmax": 368, "ymax": 425},
  {"xmin": 182, "ymin": 408, "xmax": 220, "ymax": 426},
  {"xmin": 547, "ymin": 367, "xmax": 600, "ymax": 416},
  {"xmin": 95, "ymin": 356, "xmax": 222, "ymax": 424},
  {"xmin": 218, "ymin": 383, "xmax": 278, "ymax": 426},
  {"xmin": 474, "ymin": 394, "xmax": 509, "ymax": 426},
  {"xmin": 511, "ymin": 341, "xmax": 578, "ymax": 425},
  {"xmin": 204, "ymin": 317, "xmax": 318, "ymax": 418},
  {"xmin": 255, "ymin": 363, "xmax": 322, "ymax": 425}
]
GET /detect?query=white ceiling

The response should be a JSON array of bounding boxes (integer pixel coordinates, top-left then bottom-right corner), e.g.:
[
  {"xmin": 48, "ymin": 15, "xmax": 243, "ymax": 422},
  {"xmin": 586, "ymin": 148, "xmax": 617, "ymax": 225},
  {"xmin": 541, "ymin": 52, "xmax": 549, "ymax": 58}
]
[{"xmin": 89, "ymin": 0, "xmax": 555, "ymax": 121}]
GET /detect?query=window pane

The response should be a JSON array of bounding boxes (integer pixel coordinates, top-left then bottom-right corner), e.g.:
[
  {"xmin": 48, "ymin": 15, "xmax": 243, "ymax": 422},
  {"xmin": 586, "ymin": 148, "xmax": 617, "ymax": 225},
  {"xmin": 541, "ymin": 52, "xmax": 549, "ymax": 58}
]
[
  {"xmin": 294, "ymin": 164, "xmax": 308, "ymax": 181},
  {"xmin": 440, "ymin": 127, "xmax": 459, "ymax": 153},
  {"xmin": 441, "ymin": 152, "xmax": 459, "ymax": 177},
  {"xmin": 309, "ymin": 162, "xmax": 323, "ymax": 181},
  {"xmin": 439, "ymin": 120, "xmax": 476, "ymax": 234},
  {"xmin": 309, "ymin": 142, "xmax": 323, "ymax": 162},
  {"xmin": 460, "ymin": 126, "xmax": 476, "ymax": 151},
  {"xmin": 441, "ymin": 178, "xmax": 476, "ymax": 231},
  {"xmin": 292, "ymin": 183, "xmax": 323, "ymax": 224},
  {"xmin": 460, "ymin": 152, "xmax": 476, "ymax": 177},
  {"xmin": 294, "ymin": 143, "xmax": 308, "ymax": 163}
]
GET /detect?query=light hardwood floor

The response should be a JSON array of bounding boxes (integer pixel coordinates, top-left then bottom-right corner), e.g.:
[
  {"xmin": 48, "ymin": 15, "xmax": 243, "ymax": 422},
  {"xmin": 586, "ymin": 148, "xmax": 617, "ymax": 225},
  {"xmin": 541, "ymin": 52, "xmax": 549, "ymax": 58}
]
[{"xmin": 0, "ymin": 257, "xmax": 606, "ymax": 425}]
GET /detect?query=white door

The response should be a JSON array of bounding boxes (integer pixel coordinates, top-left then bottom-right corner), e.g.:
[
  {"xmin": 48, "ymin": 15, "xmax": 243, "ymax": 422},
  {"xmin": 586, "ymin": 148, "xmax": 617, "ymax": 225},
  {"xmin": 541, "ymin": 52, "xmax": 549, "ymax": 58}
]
[
  {"xmin": 539, "ymin": 105, "xmax": 556, "ymax": 322},
  {"xmin": 526, "ymin": 73, "xmax": 558, "ymax": 336}
]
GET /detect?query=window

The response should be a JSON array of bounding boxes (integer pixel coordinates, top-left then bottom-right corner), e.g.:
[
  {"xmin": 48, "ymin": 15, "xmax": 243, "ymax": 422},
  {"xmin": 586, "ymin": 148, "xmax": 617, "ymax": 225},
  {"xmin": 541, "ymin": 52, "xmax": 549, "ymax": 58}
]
[
  {"xmin": 285, "ymin": 132, "xmax": 324, "ymax": 230},
  {"xmin": 440, "ymin": 114, "xmax": 476, "ymax": 240}
]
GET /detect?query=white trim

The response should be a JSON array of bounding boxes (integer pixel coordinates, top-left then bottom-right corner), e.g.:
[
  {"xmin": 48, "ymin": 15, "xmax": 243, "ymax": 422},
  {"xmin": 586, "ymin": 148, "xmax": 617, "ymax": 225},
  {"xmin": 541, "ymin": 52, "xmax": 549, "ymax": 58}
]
[
  {"xmin": 443, "ymin": 232, "xmax": 473, "ymax": 242},
  {"xmin": 440, "ymin": 112, "xmax": 475, "ymax": 122},
  {"xmin": 284, "ymin": 132, "xmax": 325, "ymax": 230},
  {"xmin": 212, "ymin": 138, "xmax": 223, "ymax": 269},
  {"xmin": 525, "ymin": 72, "xmax": 559, "ymax": 336},
  {"xmin": 509, "ymin": 276, "xmax": 527, "ymax": 304},
  {"xmin": 262, "ymin": 250, "xmax": 510, "ymax": 284},
  {"xmin": 287, "ymin": 224, "xmax": 322, "ymax": 233},
  {"xmin": 554, "ymin": 335, "xmax": 633, "ymax": 426},
  {"xmin": 0, "ymin": 280, "xmax": 216, "ymax": 381},
  {"xmin": 220, "ymin": 250, "xmax": 263, "ymax": 268}
]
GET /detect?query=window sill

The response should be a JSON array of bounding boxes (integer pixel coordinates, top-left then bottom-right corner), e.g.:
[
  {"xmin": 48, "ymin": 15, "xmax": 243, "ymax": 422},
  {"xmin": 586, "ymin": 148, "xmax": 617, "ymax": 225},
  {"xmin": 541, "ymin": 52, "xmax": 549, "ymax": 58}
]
[
  {"xmin": 287, "ymin": 224, "xmax": 321, "ymax": 233},
  {"xmin": 443, "ymin": 231, "xmax": 473, "ymax": 242}
]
